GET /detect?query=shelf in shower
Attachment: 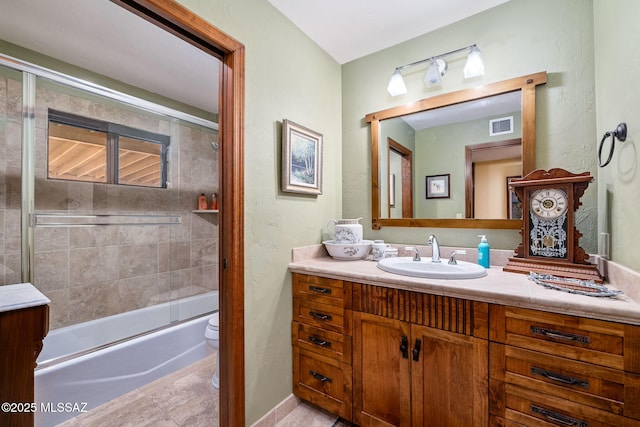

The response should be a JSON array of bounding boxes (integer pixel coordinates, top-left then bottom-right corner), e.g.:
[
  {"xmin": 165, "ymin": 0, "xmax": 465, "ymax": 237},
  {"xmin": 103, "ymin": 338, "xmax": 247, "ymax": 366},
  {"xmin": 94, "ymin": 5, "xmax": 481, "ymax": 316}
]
[{"xmin": 31, "ymin": 213, "xmax": 182, "ymax": 227}]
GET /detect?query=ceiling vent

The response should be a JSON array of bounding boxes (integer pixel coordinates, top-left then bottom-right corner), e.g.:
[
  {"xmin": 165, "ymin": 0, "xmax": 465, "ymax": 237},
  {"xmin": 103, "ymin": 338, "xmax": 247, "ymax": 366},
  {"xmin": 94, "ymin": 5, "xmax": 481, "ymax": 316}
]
[{"xmin": 489, "ymin": 116, "xmax": 514, "ymax": 136}]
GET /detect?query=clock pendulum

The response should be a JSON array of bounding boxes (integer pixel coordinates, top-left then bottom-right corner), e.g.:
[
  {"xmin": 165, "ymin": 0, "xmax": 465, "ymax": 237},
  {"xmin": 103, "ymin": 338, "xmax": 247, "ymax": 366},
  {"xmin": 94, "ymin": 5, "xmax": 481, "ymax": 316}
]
[{"xmin": 503, "ymin": 168, "xmax": 603, "ymax": 282}]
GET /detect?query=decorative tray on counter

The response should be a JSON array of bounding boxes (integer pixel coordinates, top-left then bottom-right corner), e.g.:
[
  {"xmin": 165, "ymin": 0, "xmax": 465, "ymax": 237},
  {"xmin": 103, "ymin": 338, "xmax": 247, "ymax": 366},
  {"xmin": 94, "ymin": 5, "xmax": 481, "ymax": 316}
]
[{"xmin": 529, "ymin": 273, "xmax": 623, "ymax": 298}]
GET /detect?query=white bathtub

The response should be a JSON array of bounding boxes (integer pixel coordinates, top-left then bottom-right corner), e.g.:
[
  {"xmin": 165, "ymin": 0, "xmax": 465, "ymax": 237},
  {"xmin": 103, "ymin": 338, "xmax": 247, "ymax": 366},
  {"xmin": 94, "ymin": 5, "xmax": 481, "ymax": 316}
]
[{"xmin": 35, "ymin": 291, "xmax": 218, "ymax": 427}]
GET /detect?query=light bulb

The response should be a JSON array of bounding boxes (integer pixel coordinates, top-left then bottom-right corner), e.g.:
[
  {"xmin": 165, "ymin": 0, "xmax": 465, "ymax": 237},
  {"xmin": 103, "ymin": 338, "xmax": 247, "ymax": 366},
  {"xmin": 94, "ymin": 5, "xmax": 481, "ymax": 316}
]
[
  {"xmin": 464, "ymin": 46, "xmax": 485, "ymax": 79},
  {"xmin": 387, "ymin": 69, "xmax": 407, "ymax": 96}
]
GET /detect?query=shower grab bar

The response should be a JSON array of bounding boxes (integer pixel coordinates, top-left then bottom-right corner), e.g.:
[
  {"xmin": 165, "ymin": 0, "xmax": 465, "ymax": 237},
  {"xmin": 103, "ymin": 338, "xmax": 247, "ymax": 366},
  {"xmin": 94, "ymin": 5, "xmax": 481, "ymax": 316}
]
[{"xmin": 31, "ymin": 213, "xmax": 182, "ymax": 227}]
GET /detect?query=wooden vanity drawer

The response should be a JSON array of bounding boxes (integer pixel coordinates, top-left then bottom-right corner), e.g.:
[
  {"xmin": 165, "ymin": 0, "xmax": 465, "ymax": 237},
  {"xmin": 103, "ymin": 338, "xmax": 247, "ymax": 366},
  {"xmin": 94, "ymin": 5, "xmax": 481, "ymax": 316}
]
[
  {"xmin": 293, "ymin": 347, "xmax": 352, "ymax": 420},
  {"xmin": 293, "ymin": 273, "xmax": 350, "ymax": 307},
  {"xmin": 503, "ymin": 383, "xmax": 635, "ymax": 427},
  {"xmin": 293, "ymin": 299, "xmax": 348, "ymax": 334},
  {"xmin": 293, "ymin": 322, "xmax": 351, "ymax": 363},
  {"xmin": 496, "ymin": 345, "xmax": 625, "ymax": 415},
  {"xmin": 492, "ymin": 306, "xmax": 629, "ymax": 370}
]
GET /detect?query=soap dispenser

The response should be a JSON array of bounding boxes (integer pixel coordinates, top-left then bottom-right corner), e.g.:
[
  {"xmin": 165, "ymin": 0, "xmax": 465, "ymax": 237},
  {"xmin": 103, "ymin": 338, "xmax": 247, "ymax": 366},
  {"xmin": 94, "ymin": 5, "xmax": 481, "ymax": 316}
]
[{"xmin": 477, "ymin": 235, "xmax": 490, "ymax": 268}]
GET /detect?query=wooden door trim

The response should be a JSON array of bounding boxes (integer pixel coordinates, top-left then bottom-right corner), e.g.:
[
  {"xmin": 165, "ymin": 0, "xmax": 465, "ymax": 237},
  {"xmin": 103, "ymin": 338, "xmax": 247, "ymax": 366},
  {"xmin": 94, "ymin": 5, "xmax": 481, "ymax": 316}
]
[
  {"xmin": 387, "ymin": 138, "xmax": 413, "ymax": 218},
  {"xmin": 110, "ymin": 1, "xmax": 245, "ymax": 425}
]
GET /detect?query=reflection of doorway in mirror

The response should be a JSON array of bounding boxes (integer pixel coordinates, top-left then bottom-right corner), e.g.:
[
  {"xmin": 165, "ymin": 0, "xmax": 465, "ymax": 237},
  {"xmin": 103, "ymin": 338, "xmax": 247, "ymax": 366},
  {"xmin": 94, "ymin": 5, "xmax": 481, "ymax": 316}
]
[
  {"xmin": 387, "ymin": 138, "xmax": 413, "ymax": 218},
  {"xmin": 465, "ymin": 138, "xmax": 522, "ymax": 219},
  {"xmin": 473, "ymin": 159, "xmax": 521, "ymax": 219}
]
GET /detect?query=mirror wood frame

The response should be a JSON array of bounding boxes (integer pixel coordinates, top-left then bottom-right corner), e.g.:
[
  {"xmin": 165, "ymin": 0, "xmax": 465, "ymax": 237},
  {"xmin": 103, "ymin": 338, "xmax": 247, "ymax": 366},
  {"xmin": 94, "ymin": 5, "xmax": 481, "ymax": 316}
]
[
  {"xmin": 366, "ymin": 71, "xmax": 547, "ymax": 230},
  {"xmin": 111, "ymin": 1, "xmax": 245, "ymax": 425}
]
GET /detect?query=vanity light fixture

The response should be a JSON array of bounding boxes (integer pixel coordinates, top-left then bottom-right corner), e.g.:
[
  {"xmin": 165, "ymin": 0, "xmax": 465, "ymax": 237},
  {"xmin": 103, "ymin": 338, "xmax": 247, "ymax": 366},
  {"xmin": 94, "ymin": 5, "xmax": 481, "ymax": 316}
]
[{"xmin": 386, "ymin": 44, "xmax": 485, "ymax": 96}]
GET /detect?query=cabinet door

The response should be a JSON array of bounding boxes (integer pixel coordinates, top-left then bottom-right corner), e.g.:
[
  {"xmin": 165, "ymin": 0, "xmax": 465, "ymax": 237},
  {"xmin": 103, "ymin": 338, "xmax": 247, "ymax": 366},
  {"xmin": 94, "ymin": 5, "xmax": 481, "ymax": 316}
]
[
  {"xmin": 411, "ymin": 324, "xmax": 489, "ymax": 427},
  {"xmin": 354, "ymin": 312, "xmax": 412, "ymax": 427}
]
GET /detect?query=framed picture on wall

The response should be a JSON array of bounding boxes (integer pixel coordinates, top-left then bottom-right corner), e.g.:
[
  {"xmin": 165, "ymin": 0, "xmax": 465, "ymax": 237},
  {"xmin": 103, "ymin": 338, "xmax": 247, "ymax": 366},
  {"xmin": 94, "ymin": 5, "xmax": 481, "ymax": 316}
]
[
  {"xmin": 426, "ymin": 174, "xmax": 450, "ymax": 199},
  {"xmin": 282, "ymin": 119, "xmax": 323, "ymax": 195},
  {"xmin": 507, "ymin": 175, "xmax": 522, "ymax": 219}
]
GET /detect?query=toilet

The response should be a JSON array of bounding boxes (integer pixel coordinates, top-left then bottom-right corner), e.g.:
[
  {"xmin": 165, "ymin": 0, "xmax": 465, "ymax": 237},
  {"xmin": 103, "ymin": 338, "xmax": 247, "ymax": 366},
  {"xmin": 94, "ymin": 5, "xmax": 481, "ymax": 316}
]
[{"xmin": 204, "ymin": 312, "xmax": 220, "ymax": 389}]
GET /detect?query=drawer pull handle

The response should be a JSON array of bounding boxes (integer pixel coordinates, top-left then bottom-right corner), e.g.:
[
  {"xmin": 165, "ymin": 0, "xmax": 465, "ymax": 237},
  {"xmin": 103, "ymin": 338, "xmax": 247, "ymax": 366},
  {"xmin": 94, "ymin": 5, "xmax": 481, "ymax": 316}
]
[
  {"xmin": 310, "ymin": 311, "xmax": 332, "ymax": 321},
  {"xmin": 530, "ymin": 404, "xmax": 589, "ymax": 427},
  {"xmin": 309, "ymin": 370, "xmax": 332, "ymax": 383},
  {"xmin": 530, "ymin": 326, "xmax": 590, "ymax": 345},
  {"xmin": 309, "ymin": 285, "xmax": 331, "ymax": 294},
  {"xmin": 531, "ymin": 366, "xmax": 589, "ymax": 389},
  {"xmin": 308, "ymin": 336, "xmax": 332, "ymax": 348}
]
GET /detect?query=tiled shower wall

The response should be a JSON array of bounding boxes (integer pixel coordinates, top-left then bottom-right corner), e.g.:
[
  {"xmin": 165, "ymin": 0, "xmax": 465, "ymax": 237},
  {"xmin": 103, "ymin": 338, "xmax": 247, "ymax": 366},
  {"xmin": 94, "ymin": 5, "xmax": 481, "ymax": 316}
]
[{"xmin": 1, "ymin": 72, "xmax": 219, "ymax": 330}]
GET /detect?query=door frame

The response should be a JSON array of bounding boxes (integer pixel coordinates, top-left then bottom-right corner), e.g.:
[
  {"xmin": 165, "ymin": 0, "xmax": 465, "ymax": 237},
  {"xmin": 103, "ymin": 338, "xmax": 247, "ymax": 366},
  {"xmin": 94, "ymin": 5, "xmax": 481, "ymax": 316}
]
[
  {"xmin": 111, "ymin": 1, "xmax": 245, "ymax": 425},
  {"xmin": 387, "ymin": 138, "xmax": 413, "ymax": 218}
]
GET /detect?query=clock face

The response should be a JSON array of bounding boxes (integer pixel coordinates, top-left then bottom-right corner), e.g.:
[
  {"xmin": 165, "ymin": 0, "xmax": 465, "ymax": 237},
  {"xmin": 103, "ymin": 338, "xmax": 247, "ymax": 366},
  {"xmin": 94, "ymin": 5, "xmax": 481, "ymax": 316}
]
[{"xmin": 530, "ymin": 188, "xmax": 568, "ymax": 220}]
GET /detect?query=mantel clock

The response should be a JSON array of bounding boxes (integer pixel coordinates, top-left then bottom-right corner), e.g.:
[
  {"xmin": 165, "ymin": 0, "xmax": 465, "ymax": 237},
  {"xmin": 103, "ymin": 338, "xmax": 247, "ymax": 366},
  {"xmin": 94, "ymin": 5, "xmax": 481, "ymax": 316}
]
[{"xmin": 503, "ymin": 168, "xmax": 603, "ymax": 282}]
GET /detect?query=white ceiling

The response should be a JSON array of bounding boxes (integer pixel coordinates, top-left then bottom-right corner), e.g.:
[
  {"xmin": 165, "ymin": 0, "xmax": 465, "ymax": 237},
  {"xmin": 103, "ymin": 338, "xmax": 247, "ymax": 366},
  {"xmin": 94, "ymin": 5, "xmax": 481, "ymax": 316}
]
[
  {"xmin": 267, "ymin": 0, "xmax": 511, "ymax": 64},
  {"xmin": 0, "ymin": 0, "xmax": 220, "ymax": 114},
  {"xmin": 0, "ymin": 0, "xmax": 511, "ymax": 117}
]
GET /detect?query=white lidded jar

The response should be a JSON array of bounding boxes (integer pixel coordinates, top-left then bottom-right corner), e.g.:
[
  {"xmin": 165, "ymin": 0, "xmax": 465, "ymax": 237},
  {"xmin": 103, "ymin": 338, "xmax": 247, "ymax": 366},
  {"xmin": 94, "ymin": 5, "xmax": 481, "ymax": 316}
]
[
  {"xmin": 326, "ymin": 218, "xmax": 363, "ymax": 244},
  {"xmin": 371, "ymin": 240, "xmax": 386, "ymax": 261}
]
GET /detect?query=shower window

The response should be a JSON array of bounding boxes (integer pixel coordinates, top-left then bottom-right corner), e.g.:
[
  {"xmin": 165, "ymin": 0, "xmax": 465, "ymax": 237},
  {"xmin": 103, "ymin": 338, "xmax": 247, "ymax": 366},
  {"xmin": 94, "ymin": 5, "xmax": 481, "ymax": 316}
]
[{"xmin": 47, "ymin": 110, "xmax": 169, "ymax": 188}]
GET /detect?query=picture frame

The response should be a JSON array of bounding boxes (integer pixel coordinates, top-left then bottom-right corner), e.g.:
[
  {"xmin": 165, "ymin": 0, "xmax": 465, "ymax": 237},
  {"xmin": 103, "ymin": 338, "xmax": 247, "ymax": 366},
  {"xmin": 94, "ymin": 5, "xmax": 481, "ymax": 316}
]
[
  {"xmin": 281, "ymin": 119, "xmax": 323, "ymax": 195},
  {"xmin": 507, "ymin": 175, "xmax": 522, "ymax": 219},
  {"xmin": 426, "ymin": 174, "xmax": 450, "ymax": 199}
]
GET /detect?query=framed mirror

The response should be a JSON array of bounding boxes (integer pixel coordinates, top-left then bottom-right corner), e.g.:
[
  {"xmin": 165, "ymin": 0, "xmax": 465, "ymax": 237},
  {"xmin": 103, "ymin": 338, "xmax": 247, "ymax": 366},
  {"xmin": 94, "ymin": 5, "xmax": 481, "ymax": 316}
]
[{"xmin": 367, "ymin": 72, "xmax": 547, "ymax": 229}]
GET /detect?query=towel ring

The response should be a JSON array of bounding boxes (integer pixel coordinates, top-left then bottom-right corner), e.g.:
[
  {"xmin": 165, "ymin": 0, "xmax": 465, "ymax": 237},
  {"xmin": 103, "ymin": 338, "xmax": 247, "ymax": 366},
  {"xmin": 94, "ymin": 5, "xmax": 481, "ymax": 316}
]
[{"xmin": 598, "ymin": 122, "xmax": 627, "ymax": 168}]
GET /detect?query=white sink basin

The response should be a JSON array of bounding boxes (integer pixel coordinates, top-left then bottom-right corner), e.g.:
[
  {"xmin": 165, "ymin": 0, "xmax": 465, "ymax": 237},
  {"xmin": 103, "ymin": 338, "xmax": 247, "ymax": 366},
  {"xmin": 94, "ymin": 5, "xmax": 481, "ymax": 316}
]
[{"xmin": 377, "ymin": 257, "xmax": 487, "ymax": 279}]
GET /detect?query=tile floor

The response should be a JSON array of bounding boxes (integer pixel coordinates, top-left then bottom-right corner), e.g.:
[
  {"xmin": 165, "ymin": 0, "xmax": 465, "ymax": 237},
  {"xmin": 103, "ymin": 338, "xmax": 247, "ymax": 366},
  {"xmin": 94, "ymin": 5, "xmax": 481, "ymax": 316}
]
[{"xmin": 56, "ymin": 353, "xmax": 342, "ymax": 427}]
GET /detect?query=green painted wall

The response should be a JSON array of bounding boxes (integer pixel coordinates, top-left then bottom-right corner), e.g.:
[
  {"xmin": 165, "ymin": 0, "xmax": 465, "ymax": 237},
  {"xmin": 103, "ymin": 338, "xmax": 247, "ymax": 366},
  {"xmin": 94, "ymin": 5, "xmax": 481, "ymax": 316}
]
[
  {"xmin": 175, "ymin": 0, "xmax": 343, "ymax": 423},
  {"xmin": 342, "ymin": 0, "xmax": 598, "ymax": 252},
  {"xmin": 594, "ymin": 0, "xmax": 640, "ymax": 273}
]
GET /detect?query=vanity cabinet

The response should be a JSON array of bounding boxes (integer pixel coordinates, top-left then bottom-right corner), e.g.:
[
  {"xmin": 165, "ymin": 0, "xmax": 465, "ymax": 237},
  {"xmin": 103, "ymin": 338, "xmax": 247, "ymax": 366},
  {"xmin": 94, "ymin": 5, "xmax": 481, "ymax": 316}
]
[
  {"xmin": 291, "ymin": 270, "xmax": 640, "ymax": 426},
  {"xmin": 291, "ymin": 273, "xmax": 353, "ymax": 420},
  {"xmin": 489, "ymin": 306, "xmax": 640, "ymax": 427},
  {"xmin": 352, "ymin": 284, "xmax": 489, "ymax": 427},
  {"xmin": 0, "ymin": 304, "xmax": 49, "ymax": 427}
]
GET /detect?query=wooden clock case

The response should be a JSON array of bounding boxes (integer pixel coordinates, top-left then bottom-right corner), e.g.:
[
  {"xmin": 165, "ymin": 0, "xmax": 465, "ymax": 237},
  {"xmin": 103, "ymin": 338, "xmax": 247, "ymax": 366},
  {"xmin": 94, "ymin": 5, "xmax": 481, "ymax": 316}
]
[{"xmin": 503, "ymin": 168, "xmax": 603, "ymax": 282}]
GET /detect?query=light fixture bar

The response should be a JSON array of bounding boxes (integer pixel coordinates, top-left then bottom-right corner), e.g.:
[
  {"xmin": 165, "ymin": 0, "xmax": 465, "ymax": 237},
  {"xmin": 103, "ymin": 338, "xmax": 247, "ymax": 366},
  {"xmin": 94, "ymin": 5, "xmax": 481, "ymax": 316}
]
[
  {"xmin": 395, "ymin": 44, "xmax": 478, "ymax": 72},
  {"xmin": 387, "ymin": 44, "xmax": 484, "ymax": 96}
]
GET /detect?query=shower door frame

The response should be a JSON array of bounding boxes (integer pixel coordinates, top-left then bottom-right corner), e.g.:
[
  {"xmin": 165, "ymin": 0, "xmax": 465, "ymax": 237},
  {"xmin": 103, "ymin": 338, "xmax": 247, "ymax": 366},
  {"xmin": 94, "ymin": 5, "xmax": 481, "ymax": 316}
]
[{"xmin": 111, "ymin": 1, "xmax": 246, "ymax": 425}]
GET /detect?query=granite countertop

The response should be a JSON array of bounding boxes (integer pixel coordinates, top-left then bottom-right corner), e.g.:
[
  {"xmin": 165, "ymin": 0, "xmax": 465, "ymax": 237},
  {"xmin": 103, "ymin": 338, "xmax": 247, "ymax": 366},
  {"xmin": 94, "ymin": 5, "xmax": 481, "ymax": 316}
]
[
  {"xmin": 0, "ymin": 283, "xmax": 50, "ymax": 313},
  {"xmin": 289, "ymin": 245, "xmax": 640, "ymax": 326}
]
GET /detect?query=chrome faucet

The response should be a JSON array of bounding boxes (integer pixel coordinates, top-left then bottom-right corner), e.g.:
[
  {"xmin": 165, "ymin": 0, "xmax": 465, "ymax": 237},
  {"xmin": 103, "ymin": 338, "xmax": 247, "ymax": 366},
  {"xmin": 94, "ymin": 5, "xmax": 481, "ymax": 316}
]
[
  {"xmin": 427, "ymin": 235, "xmax": 441, "ymax": 263},
  {"xmin": 405, "ymin": 246, "xmax": 421, "ymax": 261}
]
